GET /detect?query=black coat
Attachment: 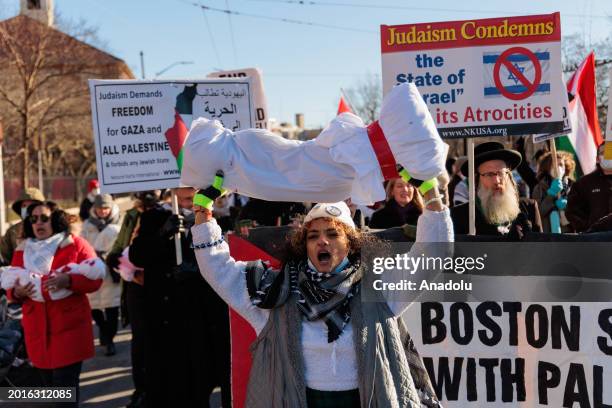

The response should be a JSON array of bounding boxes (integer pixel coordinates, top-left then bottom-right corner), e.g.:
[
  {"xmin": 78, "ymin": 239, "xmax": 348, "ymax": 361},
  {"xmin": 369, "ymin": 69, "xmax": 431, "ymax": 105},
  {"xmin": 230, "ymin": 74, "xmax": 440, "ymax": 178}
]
[
  {"xmin": 129, "ymin": 206, "xmax": 230, "ymax": 407},
  {"xmin": 237, "ymin": 198, "xmax": 305, "ymax": 226},
  {"xmin": 451, "ymin": 198, "xmax": 543, "ymax": 237},
  {"xmin": 79, "ymin": 197, "xmax": 93, "ymax": 222},
  {"xmin": 369, "ymin": 199, "xmax": 422, "ymax": 229},
  {"xmin": 566, "ymin": 167, "xmax": 612, "ymax": 232}
]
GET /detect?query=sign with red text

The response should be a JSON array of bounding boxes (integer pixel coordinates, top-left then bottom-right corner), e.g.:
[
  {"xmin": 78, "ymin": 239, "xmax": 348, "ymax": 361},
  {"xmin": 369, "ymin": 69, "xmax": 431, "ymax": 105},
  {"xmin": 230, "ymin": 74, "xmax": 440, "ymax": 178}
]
[{"xmin": 381, "ymin": 13, "xmax": 568, "ymax": 138}]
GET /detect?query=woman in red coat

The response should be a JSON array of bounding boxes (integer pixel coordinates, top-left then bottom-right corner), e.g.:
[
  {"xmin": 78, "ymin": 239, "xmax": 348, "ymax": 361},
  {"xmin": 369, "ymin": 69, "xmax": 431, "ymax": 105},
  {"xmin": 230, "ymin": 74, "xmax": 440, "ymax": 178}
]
[{"xmin": 7, "ymin": 202, "xmax": 104, "ymax": 406}]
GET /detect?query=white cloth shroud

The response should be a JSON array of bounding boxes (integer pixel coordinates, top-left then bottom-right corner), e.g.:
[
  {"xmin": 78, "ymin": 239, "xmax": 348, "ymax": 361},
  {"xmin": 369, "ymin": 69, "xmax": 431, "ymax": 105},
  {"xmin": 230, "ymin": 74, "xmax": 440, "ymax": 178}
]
[
  {"xmin": 0, "ymin": 258, "xmax": 106, "ymax": 302},
  {"xmin": 181, "ymin": 83, "xmax": 448, "ymax": 205}
]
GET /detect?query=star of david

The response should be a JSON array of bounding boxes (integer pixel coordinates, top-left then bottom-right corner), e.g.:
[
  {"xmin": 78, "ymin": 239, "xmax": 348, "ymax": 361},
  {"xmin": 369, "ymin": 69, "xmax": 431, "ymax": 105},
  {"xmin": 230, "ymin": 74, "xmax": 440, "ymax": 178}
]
[{"xmin": 507, "ymin": 63, "xmax": 526, "ymax": 85}]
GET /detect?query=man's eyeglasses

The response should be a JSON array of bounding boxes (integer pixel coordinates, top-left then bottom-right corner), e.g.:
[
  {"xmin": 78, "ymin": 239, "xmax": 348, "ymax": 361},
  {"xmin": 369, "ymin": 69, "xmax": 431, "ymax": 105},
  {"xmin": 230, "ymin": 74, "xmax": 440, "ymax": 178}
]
[
  {"xmin": 29, "ymin": 214, "xmax": 51, "ymax": 223},
  {"xmin": 479, "ymin": 169, "xmax": 510, "ymax": 179}
]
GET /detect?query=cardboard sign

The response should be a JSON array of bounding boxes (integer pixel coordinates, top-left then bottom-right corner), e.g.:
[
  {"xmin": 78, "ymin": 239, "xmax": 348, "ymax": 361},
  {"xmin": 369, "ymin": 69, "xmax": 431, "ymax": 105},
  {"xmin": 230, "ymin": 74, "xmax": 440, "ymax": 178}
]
[
  {"xmin": 89, "ymin": 79, "xmax": 255, "ymax": 194},
  {"xmin": 533, "ymin": 79, "xmax": 572, "ymax": 144},
  {"xmin": 403, "ymin": 302, "xmax": 612, "ymax": 407},
  {"xmin": 208, "ymin": 68, "xmax": 269, "ymax": 130},
  {"xmin": 381, "ymin": 13, "xmax": 569, "ymax": 138}
]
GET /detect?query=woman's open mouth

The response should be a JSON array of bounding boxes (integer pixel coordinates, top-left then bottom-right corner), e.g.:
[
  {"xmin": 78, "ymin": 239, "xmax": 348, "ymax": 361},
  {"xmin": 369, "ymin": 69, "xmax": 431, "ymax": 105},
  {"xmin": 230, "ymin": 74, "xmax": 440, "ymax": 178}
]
[{"xmin": 317, "ymin": 251, "xmax": 331, "ymax": 264}]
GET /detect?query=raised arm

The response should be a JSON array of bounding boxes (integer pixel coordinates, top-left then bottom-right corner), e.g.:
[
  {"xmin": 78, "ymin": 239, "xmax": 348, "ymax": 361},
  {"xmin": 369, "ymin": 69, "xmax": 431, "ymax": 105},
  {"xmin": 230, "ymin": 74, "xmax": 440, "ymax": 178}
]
[
  {"xmin": 383, "ymin": 186, "xmax": 455, "ymax": 316},
  {"xmin": 191, "ymin": 207, "xmax": 269, "ymax": 334}
]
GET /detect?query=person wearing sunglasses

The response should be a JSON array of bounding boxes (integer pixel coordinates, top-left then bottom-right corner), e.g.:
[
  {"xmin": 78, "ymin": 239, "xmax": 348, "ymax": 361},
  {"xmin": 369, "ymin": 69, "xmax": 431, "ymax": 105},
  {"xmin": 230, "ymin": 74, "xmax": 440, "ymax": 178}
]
[
  {"xmin": 451, "ymin": 142, "xmax": 542, "ymax": 237},
  {"xmin": 5, "ymin": 202, "xmax": 105, "ymax": 407},
  {"xmin": 0, "ymin": 187, "xmax": 45, "ymax": 266}
]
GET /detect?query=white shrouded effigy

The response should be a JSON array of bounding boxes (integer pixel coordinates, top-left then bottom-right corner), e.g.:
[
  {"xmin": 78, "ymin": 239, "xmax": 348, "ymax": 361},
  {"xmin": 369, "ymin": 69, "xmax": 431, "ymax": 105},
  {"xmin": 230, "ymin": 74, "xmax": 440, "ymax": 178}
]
[{"xmin": 180, "ymin": 83, "xmax": 447, "ymax": 204}]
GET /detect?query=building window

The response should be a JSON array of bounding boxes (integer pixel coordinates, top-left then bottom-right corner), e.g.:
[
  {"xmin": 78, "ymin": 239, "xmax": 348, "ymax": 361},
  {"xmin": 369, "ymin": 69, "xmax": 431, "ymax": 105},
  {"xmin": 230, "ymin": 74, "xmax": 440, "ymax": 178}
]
[{"xmin": 27, "ymin": 0, "xmax": 41, "ymax": 10}]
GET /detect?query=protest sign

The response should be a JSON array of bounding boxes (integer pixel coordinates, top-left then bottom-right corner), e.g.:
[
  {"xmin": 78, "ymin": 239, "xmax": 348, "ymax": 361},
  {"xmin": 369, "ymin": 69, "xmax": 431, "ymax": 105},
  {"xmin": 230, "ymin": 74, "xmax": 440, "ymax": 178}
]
[
  {"xmin": 381, "ymin": 13, "xmax": 568, "ymax": 139},
  {"xmin": 208, "ymin": 67, "xmax": 269, "ymax": 130},
  {"xmin": 404, "ymin": 302, "xmax": 612, "ymax": 407},
  {"xmin": 533, "ymin": 79, "xmax": 572, "ymax": 144},
  {"xmin": 227, "ymin": 227, "xmax": 612, "ymax": 407},
  {"xmin": 89, "ymin": 79, "xmax": 255, "ymax": 194}
]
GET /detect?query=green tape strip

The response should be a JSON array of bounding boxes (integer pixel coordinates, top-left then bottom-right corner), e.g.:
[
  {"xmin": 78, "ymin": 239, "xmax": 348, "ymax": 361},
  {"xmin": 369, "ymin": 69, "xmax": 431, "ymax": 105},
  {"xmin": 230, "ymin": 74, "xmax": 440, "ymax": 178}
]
[
  {"xmin": 398, "ymin": 168, "xmax": 411, "ymax": 182},
  {"xmin": 213, "ymin": 175, "xmax": 224, "ymax": 190},
  {"xmin": 193, "ymin": 193, "xmax": 214, "ymax": 210},
  {"xmin": 419, "ymin": 178, "xmax": 438, "ymax": 195}
]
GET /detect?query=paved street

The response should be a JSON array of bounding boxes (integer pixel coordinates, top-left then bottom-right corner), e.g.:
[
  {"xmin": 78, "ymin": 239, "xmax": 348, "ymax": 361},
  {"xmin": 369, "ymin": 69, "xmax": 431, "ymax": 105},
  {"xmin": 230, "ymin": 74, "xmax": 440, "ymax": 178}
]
[
  {"xmin": 80, "ymin": 329, "xmax": 134, "ymax": 407},
  {"xmin": 80, "ymin": 326, "xmax": 222, "ymax": 407}
]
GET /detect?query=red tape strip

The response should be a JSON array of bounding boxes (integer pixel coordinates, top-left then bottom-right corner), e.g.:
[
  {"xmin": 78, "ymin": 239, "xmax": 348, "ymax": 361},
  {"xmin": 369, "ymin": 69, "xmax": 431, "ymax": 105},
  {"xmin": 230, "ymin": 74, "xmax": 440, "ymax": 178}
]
[{"xmin": 367, "ymin": 121, "xmax": 399, "ymax": 181}]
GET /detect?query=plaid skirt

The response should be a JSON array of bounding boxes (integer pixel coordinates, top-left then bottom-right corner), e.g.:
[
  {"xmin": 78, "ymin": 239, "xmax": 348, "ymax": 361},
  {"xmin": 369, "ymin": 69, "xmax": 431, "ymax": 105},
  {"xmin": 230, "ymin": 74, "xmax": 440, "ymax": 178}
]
[{"xmin": 306, "ymin": 388, "xmax": 360, "ymax": 408}]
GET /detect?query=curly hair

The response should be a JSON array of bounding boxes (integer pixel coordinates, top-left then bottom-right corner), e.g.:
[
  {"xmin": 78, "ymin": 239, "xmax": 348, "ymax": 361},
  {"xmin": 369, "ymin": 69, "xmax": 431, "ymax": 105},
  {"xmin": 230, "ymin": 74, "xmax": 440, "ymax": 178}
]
[
  {"xmin": 537, "ymin": 151, "xmax": 576, "ymax": 181},
  {"xmin": 285, "ymin": 217, "xmax": 377, "ymax": 260},
  {"xmin": 22, "ymin": 202, "xmax": 74, "ymax": 239}
]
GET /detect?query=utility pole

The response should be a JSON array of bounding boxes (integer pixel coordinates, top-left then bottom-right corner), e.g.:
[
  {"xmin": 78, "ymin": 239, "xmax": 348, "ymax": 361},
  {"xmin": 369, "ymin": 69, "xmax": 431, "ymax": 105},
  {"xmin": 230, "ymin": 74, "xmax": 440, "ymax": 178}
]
[{"xmin": 140, "ymin": 51, "xmax": 145, "ymax": 79}]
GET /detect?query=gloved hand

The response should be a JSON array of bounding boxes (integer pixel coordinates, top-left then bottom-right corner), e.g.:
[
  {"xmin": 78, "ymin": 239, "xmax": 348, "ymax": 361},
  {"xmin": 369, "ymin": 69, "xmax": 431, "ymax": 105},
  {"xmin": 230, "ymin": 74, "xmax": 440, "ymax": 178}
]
[
  {"xmin": 106, "ymin": 252, "xmax": 121, "ymax": 271},
  {"xmin": 508, "ymin": 212, "xmax": 533, "ymax": 241},
  {"xmin": 159, "ymin": 214, "xmax": 184, "ymax": 238},
  {"xmin": 555, "ymin": 198, "xmax": 568, "ymax": 210},
  {"xmin": 194, "ymin": 170, "xmax": 227, "ymax": 210},
  {"xmin": 397, "ymin": 165, "xmax": 438, "ymax": 195},
  {"xmin": 547, "ymin": 178, "xmax": 563, "ymax": 196}
]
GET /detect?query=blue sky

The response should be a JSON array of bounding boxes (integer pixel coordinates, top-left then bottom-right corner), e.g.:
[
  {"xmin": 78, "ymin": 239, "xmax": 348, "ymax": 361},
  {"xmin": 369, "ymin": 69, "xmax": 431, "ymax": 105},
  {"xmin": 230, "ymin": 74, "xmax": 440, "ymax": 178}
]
[{"xmin": 2, "ymin": 0, "xmax": 611, "ymax": 127}]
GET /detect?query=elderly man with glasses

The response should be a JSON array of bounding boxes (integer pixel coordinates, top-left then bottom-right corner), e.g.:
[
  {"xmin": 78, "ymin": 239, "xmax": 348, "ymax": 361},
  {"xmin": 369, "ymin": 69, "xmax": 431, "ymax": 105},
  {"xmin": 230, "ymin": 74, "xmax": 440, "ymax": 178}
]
[{"xmin": 451, "ymin": 142, "xmax": 542, "ymax": 237}]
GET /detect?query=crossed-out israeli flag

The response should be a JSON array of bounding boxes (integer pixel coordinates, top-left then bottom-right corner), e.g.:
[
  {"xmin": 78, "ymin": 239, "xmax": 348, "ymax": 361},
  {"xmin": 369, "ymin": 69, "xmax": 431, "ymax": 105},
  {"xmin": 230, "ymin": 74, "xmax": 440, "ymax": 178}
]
[{"xmin": 483, "ymin": 50, "xmax": 550, "ymax": 98}]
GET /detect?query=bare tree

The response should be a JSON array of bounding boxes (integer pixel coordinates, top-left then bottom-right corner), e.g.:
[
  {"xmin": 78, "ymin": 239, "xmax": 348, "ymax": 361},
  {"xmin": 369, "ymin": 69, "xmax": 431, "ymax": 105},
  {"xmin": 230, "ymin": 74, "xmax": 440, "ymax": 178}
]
[
  {"xmin": 562, "ymin": 33, "xmax": 612, "ymax": 132},
  {"xmin": 0, "ymin": 15, "xmax": 129, "ymax": 190},
  {"xmin": 344, "ymin": 74, "xmax": 382, "ymax": 124}
]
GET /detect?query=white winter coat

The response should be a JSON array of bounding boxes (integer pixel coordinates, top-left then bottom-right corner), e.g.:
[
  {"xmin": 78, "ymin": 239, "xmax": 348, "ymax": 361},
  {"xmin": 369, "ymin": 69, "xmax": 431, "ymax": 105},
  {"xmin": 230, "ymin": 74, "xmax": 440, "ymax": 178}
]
[{"xmin": 81, "ymin": 205, "xmax": 122, "ymax": 309}]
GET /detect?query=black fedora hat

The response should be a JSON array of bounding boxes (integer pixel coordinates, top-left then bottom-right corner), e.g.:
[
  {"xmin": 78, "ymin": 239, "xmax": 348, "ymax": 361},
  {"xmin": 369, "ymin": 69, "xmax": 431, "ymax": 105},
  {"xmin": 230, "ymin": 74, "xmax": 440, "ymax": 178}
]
[{"xmin": 461, "ymin": 142, "xmax": 522, "ymax": 177}]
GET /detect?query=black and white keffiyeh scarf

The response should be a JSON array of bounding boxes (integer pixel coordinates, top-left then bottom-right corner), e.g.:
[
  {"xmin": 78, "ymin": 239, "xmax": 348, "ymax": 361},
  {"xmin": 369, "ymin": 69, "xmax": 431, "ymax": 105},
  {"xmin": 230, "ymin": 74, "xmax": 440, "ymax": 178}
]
[{"xmin": 246, "ymin": 258, "xmax": 361, "ymax": 342}]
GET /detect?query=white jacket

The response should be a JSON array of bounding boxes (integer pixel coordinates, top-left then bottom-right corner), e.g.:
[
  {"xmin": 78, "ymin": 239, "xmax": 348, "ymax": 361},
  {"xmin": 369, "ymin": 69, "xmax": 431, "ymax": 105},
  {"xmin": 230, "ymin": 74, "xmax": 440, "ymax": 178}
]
[
  {"xmin": 81, "ymin": 205, "xmax": 122, "ymax": 309},
  {"xmin": 191, "ymin": 209, "xmax": 453, "ymax": 391}
]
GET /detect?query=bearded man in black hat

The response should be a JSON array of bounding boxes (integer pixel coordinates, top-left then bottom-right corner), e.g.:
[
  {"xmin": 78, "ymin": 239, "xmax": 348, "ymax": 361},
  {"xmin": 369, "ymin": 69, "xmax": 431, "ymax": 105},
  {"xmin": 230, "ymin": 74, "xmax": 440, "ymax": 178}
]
[{"xmin": 451, "ymin": 142, "xmax": 542, "ymax": 237}]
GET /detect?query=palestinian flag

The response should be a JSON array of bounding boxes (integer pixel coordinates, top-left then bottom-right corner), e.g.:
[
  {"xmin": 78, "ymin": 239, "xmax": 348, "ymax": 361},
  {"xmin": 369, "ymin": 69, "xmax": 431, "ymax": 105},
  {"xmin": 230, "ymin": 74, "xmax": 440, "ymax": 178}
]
[
  {"xmin": 164, "ymin": 84, "xmax": 197, "ymax": 170},
  {"xmin": 556, "ymin": 52, "xmax": 603, "ymax": 176},
  {"xmin": 227, "ymin": 229, "xmax": 285, "ymax": 408}
]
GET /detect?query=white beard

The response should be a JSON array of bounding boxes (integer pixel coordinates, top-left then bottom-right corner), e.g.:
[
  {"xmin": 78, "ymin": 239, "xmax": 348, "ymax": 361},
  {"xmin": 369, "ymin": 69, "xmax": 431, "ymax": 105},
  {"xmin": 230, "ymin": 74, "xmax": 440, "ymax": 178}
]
[{"xmin": 478, "ymin": 183, "xmax": 521, "ymax": 225}]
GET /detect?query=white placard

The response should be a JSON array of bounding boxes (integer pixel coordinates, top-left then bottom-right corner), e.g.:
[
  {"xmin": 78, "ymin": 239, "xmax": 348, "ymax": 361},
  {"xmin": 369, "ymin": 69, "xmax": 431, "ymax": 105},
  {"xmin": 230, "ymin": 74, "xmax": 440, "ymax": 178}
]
[
  {"xmin": 404, "ymin": 302, "xmax": 612, "ymax": 407},
  {"xmin": 208, "ymin": 67, "xmax": 269, "ymax": 130},
  {"xmin": 89, "ymin": 79, "xmax": 255, "ymax": 193},
  {"xmin": 381, "ymin": 13, "xmax": 569, "ymax": 139}
]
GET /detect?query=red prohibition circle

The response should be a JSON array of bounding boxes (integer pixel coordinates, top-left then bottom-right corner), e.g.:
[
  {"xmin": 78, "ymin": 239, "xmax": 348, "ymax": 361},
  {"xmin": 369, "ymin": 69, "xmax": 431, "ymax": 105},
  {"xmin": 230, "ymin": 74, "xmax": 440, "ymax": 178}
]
[{"xmin": 493, "ymin": 46, "xmax": 542, "ymax": 101}]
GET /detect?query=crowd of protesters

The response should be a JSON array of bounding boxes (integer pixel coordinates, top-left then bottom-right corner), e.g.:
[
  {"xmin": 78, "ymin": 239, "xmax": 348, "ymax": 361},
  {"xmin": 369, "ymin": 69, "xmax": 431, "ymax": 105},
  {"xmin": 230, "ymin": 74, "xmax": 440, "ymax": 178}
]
[
  {"xmin": 0, "ymin": 135, "xmax": 609, "ymax": 407},
  {"xmin": 446, "ymin": 140, "xmax": 612, "ymax": 237}
]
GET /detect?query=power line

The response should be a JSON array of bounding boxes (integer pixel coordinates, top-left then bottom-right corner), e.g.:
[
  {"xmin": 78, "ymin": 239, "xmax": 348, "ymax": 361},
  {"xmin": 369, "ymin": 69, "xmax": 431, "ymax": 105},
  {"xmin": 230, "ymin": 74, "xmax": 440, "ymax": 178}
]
[
  {"xmin": 265, "ymin": 72, "xmax": 378, "ymax": 77},
  {"xmin": 182, "ymin": 1, "xmax": 376, "ymax": 33},
  {"xmin": 225, "ymin": 0, "xmax": 239, "ymax": 66},
  {"xmin": 198, "ymin": 2, "xmax": 223, "ymax": 68},
  {"xmin": 245, "ymin": 0, "xmax": 612, "ymax": 19}
]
